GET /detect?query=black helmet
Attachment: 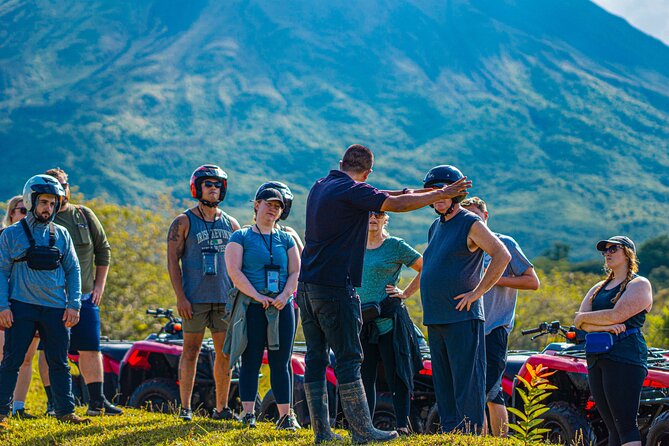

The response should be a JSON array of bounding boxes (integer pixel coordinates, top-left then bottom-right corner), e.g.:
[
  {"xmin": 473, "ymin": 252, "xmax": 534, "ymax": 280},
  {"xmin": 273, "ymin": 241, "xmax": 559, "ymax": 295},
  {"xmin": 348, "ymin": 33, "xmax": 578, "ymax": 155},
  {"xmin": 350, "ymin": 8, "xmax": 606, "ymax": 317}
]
[
  {"xmin": 255, "ymin": 181, "xmax": 294, "ymax": 220},
  {"xmin": 423, "ymin": 165, "xmax": 466, "ymax": 203},
  {"xmin": 190, "ymin": 164, "xmax": 228, "ymax": 207},
  {"xmin": 22, "ymin": 174, "xmax": 66, "ymax": 222}
]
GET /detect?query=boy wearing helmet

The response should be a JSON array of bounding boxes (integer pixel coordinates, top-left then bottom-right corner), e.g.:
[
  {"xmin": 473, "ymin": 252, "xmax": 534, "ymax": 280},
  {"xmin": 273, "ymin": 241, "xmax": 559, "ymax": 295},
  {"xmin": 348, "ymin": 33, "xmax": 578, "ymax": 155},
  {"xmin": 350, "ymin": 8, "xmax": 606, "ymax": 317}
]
[
  {"xmin": 167, "ymin": 165, "xmax": 241, "ymax": 422},
  {"xmin": 0, "ymin": 175, "xmax": 90, "ymax": 427},
  {"xmin": 421, "ymin": 166, "xmax": 511, "ymax": 435}
]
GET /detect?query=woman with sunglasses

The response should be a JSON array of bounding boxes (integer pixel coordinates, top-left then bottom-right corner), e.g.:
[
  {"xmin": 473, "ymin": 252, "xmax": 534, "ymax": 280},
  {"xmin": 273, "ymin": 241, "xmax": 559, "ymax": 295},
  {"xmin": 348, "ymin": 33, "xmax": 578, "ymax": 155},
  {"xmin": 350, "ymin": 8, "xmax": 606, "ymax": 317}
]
[
  {"xmin": 574, "ymin": 236, "xmax": 653, "ymax": 446},
  {"xmin": 0, "ymin": 195, "xmax": 39, "ymax": 418},
  {"xmin": 224, "ymin": 187, "xmax": 300, "ymax": 430},
  {"xmin": 358, "ymin": 210, "xmax": 423, "ymax": 435}
]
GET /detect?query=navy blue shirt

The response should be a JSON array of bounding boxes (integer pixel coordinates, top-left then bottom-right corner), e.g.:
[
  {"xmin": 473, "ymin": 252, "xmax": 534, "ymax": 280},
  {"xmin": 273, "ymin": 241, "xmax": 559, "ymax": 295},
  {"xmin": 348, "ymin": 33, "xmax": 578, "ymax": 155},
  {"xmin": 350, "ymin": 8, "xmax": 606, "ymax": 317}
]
[
  {"xmin": 421, "ymin": 209, "xmax": 484, "ymax": 325},
  {"xmin": 299, "ymin": 170, "xmax": 389, "ymax": 287}
]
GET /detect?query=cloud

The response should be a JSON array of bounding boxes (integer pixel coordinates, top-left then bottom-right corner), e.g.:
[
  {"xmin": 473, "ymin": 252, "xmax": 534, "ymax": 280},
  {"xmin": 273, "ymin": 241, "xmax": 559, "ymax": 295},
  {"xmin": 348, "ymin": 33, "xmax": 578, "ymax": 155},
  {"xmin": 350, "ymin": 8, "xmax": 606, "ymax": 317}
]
[{"xmin": 591, "ymin": 0, "xmax": 669, "ymax": 45}]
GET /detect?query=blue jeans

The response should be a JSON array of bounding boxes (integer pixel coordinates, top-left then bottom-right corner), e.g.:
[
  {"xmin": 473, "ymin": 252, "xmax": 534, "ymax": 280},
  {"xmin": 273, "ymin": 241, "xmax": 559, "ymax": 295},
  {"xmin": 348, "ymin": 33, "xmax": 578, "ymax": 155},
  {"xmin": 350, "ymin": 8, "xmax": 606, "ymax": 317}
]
[
  {"xmin": 428, "ymin": 320, "xmax": 486, "ymax": 434},
  {"xmin": 297, "ymin": 282, "xmax": 363, "ymax": 385},
  {"xmin": 0, "ymin": 300, "xmax": 75, "ymax": 416}
]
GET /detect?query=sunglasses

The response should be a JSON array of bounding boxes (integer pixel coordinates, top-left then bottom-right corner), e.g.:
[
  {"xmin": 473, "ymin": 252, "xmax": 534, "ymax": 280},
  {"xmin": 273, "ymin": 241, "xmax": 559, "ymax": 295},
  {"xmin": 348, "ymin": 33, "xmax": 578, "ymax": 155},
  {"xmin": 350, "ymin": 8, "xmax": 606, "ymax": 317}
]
[
  {"xmin": 13, "ymin": 207, "xmax": 27, "ymax": 215},
  {"xmin": 203, "ymin": 181, "xmax": 223, "ymax": 189},
  {"xmin": 369, "ymin": 211, "xmax": 386, "ymax": 218},
  {"xmin": 601, "ymin": 245, "xmax": 621, "ymax": 255}
]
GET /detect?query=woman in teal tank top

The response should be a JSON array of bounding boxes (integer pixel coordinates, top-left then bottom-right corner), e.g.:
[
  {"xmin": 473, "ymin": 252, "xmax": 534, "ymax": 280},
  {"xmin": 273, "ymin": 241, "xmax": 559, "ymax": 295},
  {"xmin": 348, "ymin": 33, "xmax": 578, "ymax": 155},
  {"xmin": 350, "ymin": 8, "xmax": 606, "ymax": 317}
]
[{"xmin": 574, "ymin": 236, "xmax": 653, "ymax": 446}]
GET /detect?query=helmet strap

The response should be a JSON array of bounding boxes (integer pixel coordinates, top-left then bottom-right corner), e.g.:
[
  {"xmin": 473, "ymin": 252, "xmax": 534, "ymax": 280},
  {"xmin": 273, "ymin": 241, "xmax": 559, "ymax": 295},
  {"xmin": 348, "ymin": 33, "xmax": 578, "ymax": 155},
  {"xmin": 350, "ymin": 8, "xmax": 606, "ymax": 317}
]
[
  {"xmin": 437, "ymin": 201, "xmax": 457, "ymax": 223},
  {"xmin": 199, "ymin": 199, "xmax": 220, "ymax": 208}
]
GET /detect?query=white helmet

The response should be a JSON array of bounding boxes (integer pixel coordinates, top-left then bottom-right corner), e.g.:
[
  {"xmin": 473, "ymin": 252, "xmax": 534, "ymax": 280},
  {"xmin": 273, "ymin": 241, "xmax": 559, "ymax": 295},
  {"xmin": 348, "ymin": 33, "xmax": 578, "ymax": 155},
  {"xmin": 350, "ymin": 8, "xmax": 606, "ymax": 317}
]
[{"xmin": 22, "ymin": 175, "xmax": 66, "ymax": 219}]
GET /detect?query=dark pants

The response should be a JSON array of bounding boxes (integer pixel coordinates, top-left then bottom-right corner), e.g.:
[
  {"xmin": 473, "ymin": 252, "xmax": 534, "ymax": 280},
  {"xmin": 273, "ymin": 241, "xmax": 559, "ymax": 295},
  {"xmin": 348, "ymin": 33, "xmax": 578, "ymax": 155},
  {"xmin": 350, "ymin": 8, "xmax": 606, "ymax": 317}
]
[
  {"xmin": 297, "ymin": 282, "xmax": 363, "ymax": 385},
  {"xmin": 587, "ymin": 358, "xmax": 646, "ymax": 446},
  {"xmin": 361, "ymin": 330, "xmax": 411, "ymax": 428},
  {"xmin": 485, "ymin": 326, "xmax": 509, "ymax": 405},
  {"xmin": 0, "ymin": 300, "xmax": 75, "ymax": 416},
  {"xmin": 239, "ymin": 302, "xmax": 295, "ymax": 404},
  {"xmin": 428, "ymin": 319, "xmax": 486, "ymax": 434}
]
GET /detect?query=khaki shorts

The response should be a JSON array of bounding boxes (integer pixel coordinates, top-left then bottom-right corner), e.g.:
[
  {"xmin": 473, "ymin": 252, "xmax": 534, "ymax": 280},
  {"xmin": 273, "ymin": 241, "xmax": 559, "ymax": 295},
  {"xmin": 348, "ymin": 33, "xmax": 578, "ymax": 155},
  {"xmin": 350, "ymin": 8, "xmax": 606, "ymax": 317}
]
[{"xmin": 182, "ymin": 303, "xmax": 229, "ymax": 334}]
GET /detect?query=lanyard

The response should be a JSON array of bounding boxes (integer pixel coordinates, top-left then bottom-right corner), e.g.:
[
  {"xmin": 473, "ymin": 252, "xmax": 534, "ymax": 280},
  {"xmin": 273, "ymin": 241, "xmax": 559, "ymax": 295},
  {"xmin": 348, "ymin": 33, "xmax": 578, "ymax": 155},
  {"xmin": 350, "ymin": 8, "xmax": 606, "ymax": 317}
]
[
  {"xmin": 255, "ymin": 224, "xmax": 274, "ymax": 265},
  {"xmin": 198, "ymin": 207, "xmax": 219, "ymax": 248}
]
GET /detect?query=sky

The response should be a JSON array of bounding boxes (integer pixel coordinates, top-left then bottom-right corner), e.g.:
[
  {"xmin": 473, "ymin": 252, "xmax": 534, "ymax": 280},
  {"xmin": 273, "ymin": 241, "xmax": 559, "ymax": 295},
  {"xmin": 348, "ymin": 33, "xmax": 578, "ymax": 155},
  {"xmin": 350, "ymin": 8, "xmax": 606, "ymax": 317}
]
[{"xmin": 592, "ymin": 0, "xmax": 669, "ymax": 45}]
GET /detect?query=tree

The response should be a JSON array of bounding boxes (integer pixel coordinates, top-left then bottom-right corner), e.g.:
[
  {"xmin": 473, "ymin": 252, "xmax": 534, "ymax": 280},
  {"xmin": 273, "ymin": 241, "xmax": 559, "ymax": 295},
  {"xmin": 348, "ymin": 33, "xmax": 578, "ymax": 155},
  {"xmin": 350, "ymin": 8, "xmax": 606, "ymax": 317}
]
[{"xmin": 638, "ymin": 235, "xmax": 669, "ymax": 276}]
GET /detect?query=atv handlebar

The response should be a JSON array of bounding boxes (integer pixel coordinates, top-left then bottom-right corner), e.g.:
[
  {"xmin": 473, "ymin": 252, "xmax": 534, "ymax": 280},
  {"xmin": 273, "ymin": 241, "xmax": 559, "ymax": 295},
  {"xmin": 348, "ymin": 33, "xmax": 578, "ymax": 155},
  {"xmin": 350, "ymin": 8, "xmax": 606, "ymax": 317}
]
[{"xmin": 521, "ymin": 320, "xmax": 578, "ymax": 342}]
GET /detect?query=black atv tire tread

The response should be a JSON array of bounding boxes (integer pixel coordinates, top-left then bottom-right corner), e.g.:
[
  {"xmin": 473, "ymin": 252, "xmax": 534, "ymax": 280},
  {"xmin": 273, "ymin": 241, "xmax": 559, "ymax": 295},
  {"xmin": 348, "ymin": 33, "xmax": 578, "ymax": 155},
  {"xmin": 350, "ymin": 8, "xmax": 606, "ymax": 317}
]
[
  {"xmin": 647, "ymin": 410, "xmax": 669, "ymax": 446},
  {"xmin": 542, "ymin": 402, "xmax": 597, "ymax": 446},
  {"xmin": 258, "ymin": 389, "xmax": 279, "ymax": 422},
  {"xmin": 128, "ymin": 378, "xmax": 180, "ymax": 413}
]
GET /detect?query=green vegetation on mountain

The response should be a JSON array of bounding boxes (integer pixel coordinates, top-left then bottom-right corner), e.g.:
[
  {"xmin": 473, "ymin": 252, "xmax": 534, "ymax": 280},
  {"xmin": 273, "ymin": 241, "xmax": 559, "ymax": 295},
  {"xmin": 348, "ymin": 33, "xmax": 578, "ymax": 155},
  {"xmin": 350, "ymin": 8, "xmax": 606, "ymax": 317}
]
[{"xmin": 1, "ymin": 0, "xmax": 668, "ymax": 260}]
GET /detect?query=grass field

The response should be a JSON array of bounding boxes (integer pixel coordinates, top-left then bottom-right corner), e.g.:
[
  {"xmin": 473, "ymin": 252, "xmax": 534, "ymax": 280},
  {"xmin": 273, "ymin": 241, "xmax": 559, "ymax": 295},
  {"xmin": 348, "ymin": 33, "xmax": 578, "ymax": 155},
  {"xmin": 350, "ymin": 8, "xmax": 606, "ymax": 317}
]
[{"xmin": 0, "ymin": 358, "xmax": 540, "ymax": 445}]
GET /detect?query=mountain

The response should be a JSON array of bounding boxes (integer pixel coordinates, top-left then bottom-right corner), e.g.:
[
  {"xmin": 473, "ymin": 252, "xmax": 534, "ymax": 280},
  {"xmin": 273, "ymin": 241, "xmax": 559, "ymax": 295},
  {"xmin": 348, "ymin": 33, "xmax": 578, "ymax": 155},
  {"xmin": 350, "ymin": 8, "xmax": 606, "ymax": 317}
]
[{"xmin": 1, "ymin": 0, "xmax": 668, "ymax": 260}]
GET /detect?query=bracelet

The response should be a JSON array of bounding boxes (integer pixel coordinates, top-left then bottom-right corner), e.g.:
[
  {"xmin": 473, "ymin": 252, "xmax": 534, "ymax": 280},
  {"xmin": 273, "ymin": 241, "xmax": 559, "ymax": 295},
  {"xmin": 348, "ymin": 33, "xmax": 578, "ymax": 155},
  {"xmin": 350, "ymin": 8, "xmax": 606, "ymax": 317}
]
[{"xmin": 402, "ymin": 188, "xmax": 411, "ymax": 194}]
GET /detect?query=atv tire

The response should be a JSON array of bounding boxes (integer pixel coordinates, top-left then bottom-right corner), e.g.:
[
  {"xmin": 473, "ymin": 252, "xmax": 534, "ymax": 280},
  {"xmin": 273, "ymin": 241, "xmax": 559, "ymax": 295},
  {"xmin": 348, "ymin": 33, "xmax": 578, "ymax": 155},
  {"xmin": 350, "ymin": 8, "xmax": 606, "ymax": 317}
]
[
  {"xmin": 647, "ymin": 410, "xmax": 669, "ymax": 446},
  {"xmin": 541, "ymin": 402, "xmax": 596, "ymax": 446},
  {"xmin": 128, "ymin": 378, "xmax": 180, "ymax": 413},
  {"xmin": 258, "ymin": 389, "xmax": 279, "ymax": 423}
]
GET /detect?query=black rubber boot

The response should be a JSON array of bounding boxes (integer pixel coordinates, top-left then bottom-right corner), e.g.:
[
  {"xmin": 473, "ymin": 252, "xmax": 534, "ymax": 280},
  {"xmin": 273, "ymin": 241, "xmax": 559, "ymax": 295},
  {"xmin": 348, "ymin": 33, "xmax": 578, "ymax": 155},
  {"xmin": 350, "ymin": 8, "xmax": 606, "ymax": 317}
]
[
  {"xmin": 339, "ymin": 379, "xmax": 398, "ymax": 444},
  {"xmin": 304, "ymin": 381, "xmax": 342, "ymax": 444}
]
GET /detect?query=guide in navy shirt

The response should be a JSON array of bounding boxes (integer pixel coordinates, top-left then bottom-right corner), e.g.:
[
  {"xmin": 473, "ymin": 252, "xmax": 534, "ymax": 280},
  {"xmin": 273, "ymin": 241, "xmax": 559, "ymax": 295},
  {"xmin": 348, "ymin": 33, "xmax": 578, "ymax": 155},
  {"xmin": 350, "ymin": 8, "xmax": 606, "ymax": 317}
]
[{"xmin": 297, "ymin": 145, "xmax": 472, "ymax": 444}]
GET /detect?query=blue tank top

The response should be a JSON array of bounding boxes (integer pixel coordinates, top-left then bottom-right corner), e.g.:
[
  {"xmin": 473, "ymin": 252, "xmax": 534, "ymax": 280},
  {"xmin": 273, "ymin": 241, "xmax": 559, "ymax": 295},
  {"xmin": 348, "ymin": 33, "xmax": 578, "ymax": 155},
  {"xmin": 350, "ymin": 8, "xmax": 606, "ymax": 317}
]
[
  {"xmin": 181, "ymin": 209, "xmax": 234, "ymax": 304},
  {"xmin": 420, "ymin": 209, "xmax": 485, "ymax": 325},
  {"xmin": 587, "ymin": 279, "xmax": 648, "ymax": 369}
]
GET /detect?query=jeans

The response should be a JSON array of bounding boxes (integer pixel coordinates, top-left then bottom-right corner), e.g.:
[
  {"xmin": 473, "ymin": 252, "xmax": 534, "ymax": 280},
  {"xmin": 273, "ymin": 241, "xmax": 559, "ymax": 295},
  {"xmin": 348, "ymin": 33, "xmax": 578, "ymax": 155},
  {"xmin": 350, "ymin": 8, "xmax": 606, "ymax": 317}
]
[
  {"xmin": 587, "ymin": 358, "xmax": 646, "ymax": 445},
  {"xmin": 297, "ymin": 282, "xmax": 363, "ymax": 385},
  {"xmin": 361, "ymin": 330, "xmax": 411, "ymax": 428},
  {"xmin": 428, "ymin": 320, "xmax": 486, "ymax": 434},
  {"xmin": 239, "ymin": 303, "xmax": 295, "ymax": 404},
  {"xmin": 0, "ymin": 300, "xmax": 75, "ymax": 416}
]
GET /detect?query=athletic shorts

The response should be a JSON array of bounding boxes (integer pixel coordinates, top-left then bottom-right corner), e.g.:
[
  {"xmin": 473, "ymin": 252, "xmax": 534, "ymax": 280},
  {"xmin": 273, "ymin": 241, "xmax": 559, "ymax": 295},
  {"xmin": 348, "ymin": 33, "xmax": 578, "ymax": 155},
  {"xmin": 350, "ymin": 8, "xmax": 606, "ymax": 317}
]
[
  {"xmin": 183, "ymin": 303, "xmax": 229, "ymax": 334},
  {"xmin": 38, "ymin": 294, "xmax": 101, "ymax": 353},
  {"xmin": 485, "ymin": 326, "xmax": 509, "ymax": 405}
]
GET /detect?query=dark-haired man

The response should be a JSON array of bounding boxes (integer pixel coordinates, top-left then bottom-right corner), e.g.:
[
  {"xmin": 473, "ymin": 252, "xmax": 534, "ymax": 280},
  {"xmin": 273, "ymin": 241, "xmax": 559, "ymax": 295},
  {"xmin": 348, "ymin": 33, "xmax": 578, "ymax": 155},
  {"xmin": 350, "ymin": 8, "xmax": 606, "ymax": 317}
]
[
  {"xmin": 298, "ymin": 144, "xmax": 472, "ymax": 444},
  {"xmin": 462, "ymin": 197, "xmax": 539, "ymax": 437},
  {"xmin": 0, "ymin": 175, "xmax": 89, "ymax": 428},
  {"xmin": 167, "ymin": 165, "xmax": 240, "ymax": 421},
  {"xmin": 38, "ymin": 168, "xmax": 121, "ymax": 416}
]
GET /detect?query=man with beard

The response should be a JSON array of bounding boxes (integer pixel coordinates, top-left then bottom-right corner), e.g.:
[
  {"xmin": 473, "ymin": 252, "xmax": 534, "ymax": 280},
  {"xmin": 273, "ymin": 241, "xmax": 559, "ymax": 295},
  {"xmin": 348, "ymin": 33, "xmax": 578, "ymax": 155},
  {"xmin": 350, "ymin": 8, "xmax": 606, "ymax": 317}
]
[
  {"xmin": 167, "ymin": 165, "xmax": 241, "ymax": 421},
  {"xmin": 0, "ymin": 175, "xmax": 89, "ymax": 428},
  {"xmin": 37, "ymin": 168, "xmax": 121, "ymax": 416}
]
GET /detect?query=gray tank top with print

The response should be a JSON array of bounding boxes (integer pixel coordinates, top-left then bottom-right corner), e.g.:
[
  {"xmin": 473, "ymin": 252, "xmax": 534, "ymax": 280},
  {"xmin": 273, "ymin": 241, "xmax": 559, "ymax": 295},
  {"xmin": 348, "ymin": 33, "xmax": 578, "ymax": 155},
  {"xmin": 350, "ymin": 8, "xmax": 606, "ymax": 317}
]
[{"xmin": 181, "ymin": 209, "xmax": 234, "ymax": 304}]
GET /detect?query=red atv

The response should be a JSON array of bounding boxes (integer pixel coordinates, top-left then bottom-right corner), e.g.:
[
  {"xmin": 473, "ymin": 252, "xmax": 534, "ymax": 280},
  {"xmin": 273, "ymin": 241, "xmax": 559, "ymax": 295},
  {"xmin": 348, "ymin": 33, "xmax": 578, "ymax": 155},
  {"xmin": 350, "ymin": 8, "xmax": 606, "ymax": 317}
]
[
  {"xmin": 506, "ymin": 321, "xmax": 669, "ymax": 445},
  {"xmin": 70, "ymin": 308, "xmax": 258, "ymax": 415}
]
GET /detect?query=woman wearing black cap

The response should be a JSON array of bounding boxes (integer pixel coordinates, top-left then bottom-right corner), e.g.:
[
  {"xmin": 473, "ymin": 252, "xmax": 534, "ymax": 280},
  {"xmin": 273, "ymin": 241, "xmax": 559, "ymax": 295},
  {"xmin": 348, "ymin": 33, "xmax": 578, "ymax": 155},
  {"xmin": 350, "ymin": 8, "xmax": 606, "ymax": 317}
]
[
  {"xmin": 574, "ymin": 236, "xmax": 653, "ymax": 446},
  {"xmin": 224, "ymin": 187, "xmax": 300, "ymax": 430}
]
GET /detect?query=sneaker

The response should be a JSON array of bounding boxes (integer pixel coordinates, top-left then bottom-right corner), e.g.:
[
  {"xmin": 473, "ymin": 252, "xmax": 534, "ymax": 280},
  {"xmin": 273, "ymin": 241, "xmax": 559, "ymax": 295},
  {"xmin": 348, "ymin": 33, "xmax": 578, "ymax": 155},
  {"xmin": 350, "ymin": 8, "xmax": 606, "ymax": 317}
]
[
  {"xmin": 212, "ymin": 407, "xmax": 235, "ymax": 421},
  {"xmin": 12, "ymin": 409, "xmax": 37, "ymax": 419},
  {"xmin": 240, "ymin": 412, "xmax": 257, "ymax": 428},
  {"xmin": 276, "ymin": 413, "xmax": 298, "ymax": 431},
  {"xmin": 87, "ymin": 398, "xmax": 124, "ymax": 416},
  {"xmin": 57, "ymin": 413, "xmax": 91, "ymax": 425},
  {"xmin": 397, "ymin": 427, "xmax": 412, "ymax": 436},
  {"xmin": 45, "ymin": 402, "xmax": 56, "ymax": 417},
  {"xmin": 179, "ymin": 408, "xmax": 193, "ymax": 422}
]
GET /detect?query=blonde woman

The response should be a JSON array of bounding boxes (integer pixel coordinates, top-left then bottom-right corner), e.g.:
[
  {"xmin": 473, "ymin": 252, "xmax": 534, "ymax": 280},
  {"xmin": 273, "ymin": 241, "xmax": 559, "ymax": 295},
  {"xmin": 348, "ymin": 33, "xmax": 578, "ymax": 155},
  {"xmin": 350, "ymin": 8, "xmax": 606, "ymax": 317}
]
[
  {"xmin": 574, "ymin": 236, "xmax": 652, "ymax": 446},
  {"xmin": 0, "ymin": 196, "xmax": 39, "ymax": 418}
]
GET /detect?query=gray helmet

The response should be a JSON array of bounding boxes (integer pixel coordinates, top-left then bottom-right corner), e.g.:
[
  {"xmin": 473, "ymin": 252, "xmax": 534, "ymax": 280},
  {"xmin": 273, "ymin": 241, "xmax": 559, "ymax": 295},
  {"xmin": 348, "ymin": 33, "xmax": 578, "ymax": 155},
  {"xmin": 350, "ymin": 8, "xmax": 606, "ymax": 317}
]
[
  {"xmin": 22, "ymin": 175, "xmax": 66, "ymax": 220},
  {"xmin": 255, "ymin": 181, "xmax": 294, "ymax": 220}
]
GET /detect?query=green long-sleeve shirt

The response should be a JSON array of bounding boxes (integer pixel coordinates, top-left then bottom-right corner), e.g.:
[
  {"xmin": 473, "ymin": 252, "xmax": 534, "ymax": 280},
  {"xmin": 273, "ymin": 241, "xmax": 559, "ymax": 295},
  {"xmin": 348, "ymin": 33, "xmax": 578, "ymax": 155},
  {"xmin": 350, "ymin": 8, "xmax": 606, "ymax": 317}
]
[{"xmin": 54, "ymin": 204, "xmax": 111, "ymax": 294}]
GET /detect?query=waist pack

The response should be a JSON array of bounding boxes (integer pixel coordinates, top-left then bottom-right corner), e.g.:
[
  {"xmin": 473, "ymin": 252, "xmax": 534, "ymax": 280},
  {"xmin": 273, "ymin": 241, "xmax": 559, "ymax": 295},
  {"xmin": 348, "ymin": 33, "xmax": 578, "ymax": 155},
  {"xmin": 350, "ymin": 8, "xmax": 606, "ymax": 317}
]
[
  {"xmin": 15, "ymin": 219, "xmax": 62, "ymax": 271},
  {"xmin": 361, "ymin": 302, "xmax": 381, "ymax": 323},
  {"xmin": 585, "ymin": 327, "xmax": 641, "ymax": 354}
]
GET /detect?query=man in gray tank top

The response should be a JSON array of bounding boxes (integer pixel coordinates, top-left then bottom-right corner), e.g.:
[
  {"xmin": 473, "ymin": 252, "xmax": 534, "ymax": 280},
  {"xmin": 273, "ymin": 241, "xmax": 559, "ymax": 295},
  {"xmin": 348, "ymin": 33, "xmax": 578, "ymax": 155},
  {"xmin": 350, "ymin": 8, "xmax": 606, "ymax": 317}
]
[
  {"xmin": 167, "ymin": 165, "xmax": 241, "ymax": 422},
  {"xmin": 420, "ymin": 166, "xmax": 511, "ymax": 435}
]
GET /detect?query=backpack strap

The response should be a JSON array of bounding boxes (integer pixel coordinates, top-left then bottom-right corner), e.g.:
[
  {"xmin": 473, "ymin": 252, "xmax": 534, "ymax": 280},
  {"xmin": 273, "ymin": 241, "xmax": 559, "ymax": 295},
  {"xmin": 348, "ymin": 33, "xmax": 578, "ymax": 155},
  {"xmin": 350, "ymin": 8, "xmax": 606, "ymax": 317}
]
[
  {"xmin": 48, "ymin": 223, "xmax": 56, "ymax": 248},
  {"xmin": 75, "ymin": 205, "xmax": 92, "ymax": 230},
  {"xmin": 20, "ymin": 218, "xmax": 35, "ymax": 248}
]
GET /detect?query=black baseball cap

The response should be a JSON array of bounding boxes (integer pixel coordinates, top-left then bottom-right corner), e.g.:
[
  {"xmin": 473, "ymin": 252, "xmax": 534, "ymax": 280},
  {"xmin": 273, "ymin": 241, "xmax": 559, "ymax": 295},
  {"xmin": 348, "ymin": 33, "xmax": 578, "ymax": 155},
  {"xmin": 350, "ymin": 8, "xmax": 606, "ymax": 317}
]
[
  {"xmin": 596, "ymin": 236, "xmax": 636, "ymax": 254},
  {"xmin": 255, "ymin": 187, "xmax": 285, "ymax": 208}
]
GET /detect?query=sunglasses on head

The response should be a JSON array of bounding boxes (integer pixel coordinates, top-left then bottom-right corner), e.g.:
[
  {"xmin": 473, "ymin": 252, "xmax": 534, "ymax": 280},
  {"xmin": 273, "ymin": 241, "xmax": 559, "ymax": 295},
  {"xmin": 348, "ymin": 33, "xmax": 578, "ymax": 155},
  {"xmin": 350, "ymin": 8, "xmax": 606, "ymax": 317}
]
[
  {"xmin": 601, "ymin": 245, "xmax": 622, "ymax": 255},
  {"xmin": 370, "ymin": 211, "xmax": 386, "ymax": 218},
  {"xmin": 13, "ymin": 207, "xmax": 27, "ymax": 215},
  {"xmin": 203, "ymin": 181, "xmax": 223, "ymax": 189}
]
